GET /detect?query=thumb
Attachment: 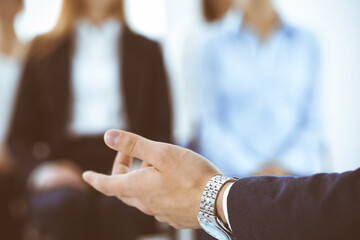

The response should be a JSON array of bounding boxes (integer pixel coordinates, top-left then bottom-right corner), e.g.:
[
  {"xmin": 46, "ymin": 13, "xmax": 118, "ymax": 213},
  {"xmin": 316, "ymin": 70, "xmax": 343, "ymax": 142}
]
[{"xmin": 104, "ymin": 130, "xmax": 168, "ymax": 170}]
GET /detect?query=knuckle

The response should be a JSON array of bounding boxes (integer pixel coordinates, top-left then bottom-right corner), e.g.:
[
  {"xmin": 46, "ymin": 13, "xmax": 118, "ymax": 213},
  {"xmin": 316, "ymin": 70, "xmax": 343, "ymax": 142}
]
[
  {"xmin": 140, "ymin": 206, "xmax": 154, "ymax": 216},
  {"xmin": 153, "ymin": 144, "xmax": 169, "ymax": 164},
  {"xmin": 171, "ymin": 224, "xmax": 183, "ymax": 230},
  {"xmin": 103, "ymin": 191, "xmax": 112, "ymax": 197},
  {"xmin": 124, "ymin": 135, "xmax": 138, "ymax": 156},
  {"xmin": 157, "ymin": 143, "xmax": 170, "ymax": 154},
  {"xmin": 121, "ymin": 198, "xmax": 134, "ymax": 208},
  {"xmin": 103, "ymin": 184, "xmax": 114, "ymax": 197},
  {"xmin": 155, "ymin": 216, "xmax": 165, "ymax": 223},
  {"xmin": 98, "ymin": 185, "xmax": 111, "ymax": 197}
]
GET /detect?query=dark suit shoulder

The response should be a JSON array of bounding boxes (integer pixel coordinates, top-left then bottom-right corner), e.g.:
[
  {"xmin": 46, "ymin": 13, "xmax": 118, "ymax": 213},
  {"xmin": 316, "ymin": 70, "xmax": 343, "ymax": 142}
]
[
  {"xmin": 123, "ymin": 29, "xmax": 162, "ymax": 55},
  {"xmin": 26, "ymin": 33, "xmax": 72, "ymax": 65}
]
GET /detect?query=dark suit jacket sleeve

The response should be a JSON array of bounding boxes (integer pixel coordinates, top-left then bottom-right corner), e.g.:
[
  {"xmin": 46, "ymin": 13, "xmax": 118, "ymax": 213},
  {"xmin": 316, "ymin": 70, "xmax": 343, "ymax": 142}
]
[{"xmin": 227, "ymin": 168, "xmax": 360, "ymax": 240}]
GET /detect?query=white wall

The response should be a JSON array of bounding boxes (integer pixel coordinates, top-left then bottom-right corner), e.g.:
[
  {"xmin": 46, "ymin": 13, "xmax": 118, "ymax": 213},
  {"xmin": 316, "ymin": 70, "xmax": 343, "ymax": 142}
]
[
  {"xmin": 164, "ymin": 0, "xmax": 203, "ymax": 146},
  {"xmin": 125, "ymin": 0, "xmax": 166, "ymax": 40},
  {"xmin": 15, "ymin": 0, "xmax": 62, "ymax": 41},
  {"xmin": 15, "ymin": 0, "xmax": 166, "ymax": 41}
]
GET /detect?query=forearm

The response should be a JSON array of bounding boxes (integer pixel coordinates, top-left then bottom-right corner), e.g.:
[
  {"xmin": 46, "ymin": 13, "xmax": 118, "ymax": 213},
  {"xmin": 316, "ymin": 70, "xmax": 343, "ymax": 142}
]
[{"xmin": 227, "ymin": 170, "xmax": 360, "ymax": 240}]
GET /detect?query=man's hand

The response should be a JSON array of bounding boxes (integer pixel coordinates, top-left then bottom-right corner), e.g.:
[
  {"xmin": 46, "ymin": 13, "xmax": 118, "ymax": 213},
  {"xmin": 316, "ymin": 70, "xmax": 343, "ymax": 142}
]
[{"xmin": 83, "ymin": 130, "xmax": 222, "ymax": 229}]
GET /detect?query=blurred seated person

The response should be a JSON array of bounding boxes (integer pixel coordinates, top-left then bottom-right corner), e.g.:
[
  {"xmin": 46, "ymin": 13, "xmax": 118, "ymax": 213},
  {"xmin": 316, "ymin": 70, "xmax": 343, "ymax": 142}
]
[
  {"xmin": 8, "ymin": 0, "xmax": 172, "ymax": 239},
  {"xmin": 198, "ymin": 0, "xmax": 324, "ymax": 177},
  {"xmin": 0, "ymin": 0, "xmax": 27, "ymax": 239},
  {"xmin": 202, "ymin": 0, "xmax": 232, "ymax": 22},
  {"xmin": 179, "ymin": 0, "xmax": 232, "ymax": 148}
]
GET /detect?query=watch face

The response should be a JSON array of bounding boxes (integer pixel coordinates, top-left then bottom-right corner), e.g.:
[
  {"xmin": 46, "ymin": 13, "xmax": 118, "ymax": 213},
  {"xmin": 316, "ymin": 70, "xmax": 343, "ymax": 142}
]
[{"xmin": 199, "ymin": 221, "xmax": 230, "ymax": 240}]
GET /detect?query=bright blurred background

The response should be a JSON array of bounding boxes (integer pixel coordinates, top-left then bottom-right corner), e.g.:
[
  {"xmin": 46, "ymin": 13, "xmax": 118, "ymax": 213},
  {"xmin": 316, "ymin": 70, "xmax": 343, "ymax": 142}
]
[
  {"xmin": 14, "ymin": 0, "xmax": 360, "ymax": 173},
  {"xmin": 2, "ymin": 0, "xmax": 359, "ymax": 239}
]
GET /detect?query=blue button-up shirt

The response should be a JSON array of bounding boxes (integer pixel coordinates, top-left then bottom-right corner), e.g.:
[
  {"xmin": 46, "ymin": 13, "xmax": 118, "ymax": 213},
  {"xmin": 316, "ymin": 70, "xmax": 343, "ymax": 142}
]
[{"xmin": 198, "ymin": 12, "xmax": 324, "ymax": 177}]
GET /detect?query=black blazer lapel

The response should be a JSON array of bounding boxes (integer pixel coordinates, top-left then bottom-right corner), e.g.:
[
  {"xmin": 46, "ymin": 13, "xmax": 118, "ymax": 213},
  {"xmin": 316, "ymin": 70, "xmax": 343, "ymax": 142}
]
[
  {"xmin": 119, "ymin": 29, "xmax": 172, "ymax": 142},
  {"xmin": 45, "ymin": 37, "xmax": 73, "ymax": 155},
  {"xmin": 121, "ymin": 29, "xmax": 144, "ymax": 133}
]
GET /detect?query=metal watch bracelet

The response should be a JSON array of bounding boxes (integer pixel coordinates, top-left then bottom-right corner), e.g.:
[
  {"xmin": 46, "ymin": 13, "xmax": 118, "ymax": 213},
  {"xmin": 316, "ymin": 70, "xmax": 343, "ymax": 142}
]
[{"xmin": 198, "ymin": 175, "xmax": 238, "ymax": 234}]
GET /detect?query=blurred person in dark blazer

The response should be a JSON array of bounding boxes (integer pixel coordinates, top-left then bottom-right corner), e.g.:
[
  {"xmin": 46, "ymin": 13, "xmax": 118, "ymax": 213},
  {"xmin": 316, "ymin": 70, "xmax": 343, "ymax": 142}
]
[
  {"xmin": 202, "ymin": 0, "xmax": 232, "ymax": 22},
  {"xmin": 0, "ymin": 0, "xmax": 27, "ymax": 239},
  {"xmin": 7, "ymin": 0, "xmax": 172, "ymax": 239}
]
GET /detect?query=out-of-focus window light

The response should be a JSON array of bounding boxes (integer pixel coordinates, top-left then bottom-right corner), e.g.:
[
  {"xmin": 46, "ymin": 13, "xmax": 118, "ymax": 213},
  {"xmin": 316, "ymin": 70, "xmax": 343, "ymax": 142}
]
[
  {"xmin": 125, "ymin": 0, "xmax": 166, "ymax": 40},
  {"xmin": 15, "ymin": 0, "xmax": 62, "ymax": 41},
  {"xmin": 14, "ymin": 0, "xmax": 166, "ymax": 42}
]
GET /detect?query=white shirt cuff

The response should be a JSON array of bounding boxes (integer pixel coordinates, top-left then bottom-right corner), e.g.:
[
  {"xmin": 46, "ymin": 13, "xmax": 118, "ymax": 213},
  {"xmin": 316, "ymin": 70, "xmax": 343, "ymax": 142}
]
[{"xmin": 223, "ymin": 182, "xmax": 234, "ymax": 231}]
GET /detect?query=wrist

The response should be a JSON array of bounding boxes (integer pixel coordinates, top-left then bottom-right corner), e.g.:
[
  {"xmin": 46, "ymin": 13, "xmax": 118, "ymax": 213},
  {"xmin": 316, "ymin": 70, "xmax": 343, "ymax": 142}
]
[
  {"xmin": 216, "ymin": 182, "xmax": 231, "ymax": 225},
  {"xmin": 198, "ymin": 175, "xmax": 237, "ymax": 240}
]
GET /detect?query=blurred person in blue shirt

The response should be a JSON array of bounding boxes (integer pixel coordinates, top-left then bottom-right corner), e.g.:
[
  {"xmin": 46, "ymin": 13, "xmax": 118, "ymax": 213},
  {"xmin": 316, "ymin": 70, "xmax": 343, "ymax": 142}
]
[{"xmin": 198, "ymin": 0, "xmax": 324, "ymax": 177}]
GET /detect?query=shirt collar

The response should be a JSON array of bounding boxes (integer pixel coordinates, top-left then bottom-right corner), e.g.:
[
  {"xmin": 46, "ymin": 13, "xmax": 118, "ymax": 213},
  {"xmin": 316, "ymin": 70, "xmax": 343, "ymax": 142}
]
[
  {"xmin": 220, "ymin": 9, "xmax": 295, "ymax": 39},
  {"xmin": 75, "ymin": 18, "xmax": 122, "ymax": 40}
]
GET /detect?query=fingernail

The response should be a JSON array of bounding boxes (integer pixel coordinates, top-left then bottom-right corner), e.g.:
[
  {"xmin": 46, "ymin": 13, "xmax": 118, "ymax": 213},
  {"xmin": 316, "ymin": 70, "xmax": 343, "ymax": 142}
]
[
  {"xmin": 105, "ymin": 130, "xmax": 120, "ymax": 147},
  {"xmin": 82, "ymin": 171, "xmax": 91, "ymax": 181}
]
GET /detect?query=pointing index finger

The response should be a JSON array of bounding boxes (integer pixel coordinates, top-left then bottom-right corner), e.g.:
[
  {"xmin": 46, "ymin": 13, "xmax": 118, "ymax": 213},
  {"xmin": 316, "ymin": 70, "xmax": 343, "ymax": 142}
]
[{"xmin": 82, "ymin": 171, "xmax": 133, "ymax": 197}]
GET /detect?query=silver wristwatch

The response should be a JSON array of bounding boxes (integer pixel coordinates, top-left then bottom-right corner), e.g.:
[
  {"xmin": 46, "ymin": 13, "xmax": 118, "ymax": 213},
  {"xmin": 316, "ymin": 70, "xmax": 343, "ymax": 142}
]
[{"xmin": 197, "ymin": 175, "xmax": 238, "ymax": 240}]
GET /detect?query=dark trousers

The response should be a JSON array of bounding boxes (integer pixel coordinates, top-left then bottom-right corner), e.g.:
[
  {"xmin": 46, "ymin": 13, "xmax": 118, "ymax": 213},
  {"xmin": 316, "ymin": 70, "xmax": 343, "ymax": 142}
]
[
  {"xmin": 0, "ymin": 173, "xmax": 11, "ymax": 238},
  {"xmin": 0, "ymin": 173, "xmax": 21, "ymax": 240},
  {"xmin": 28, "ymin": 137, "xmax": 155, "ymax": 240},
  {"xmin": 30, "ymin": 189, "xmax": 154, "ymax": 240}
]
